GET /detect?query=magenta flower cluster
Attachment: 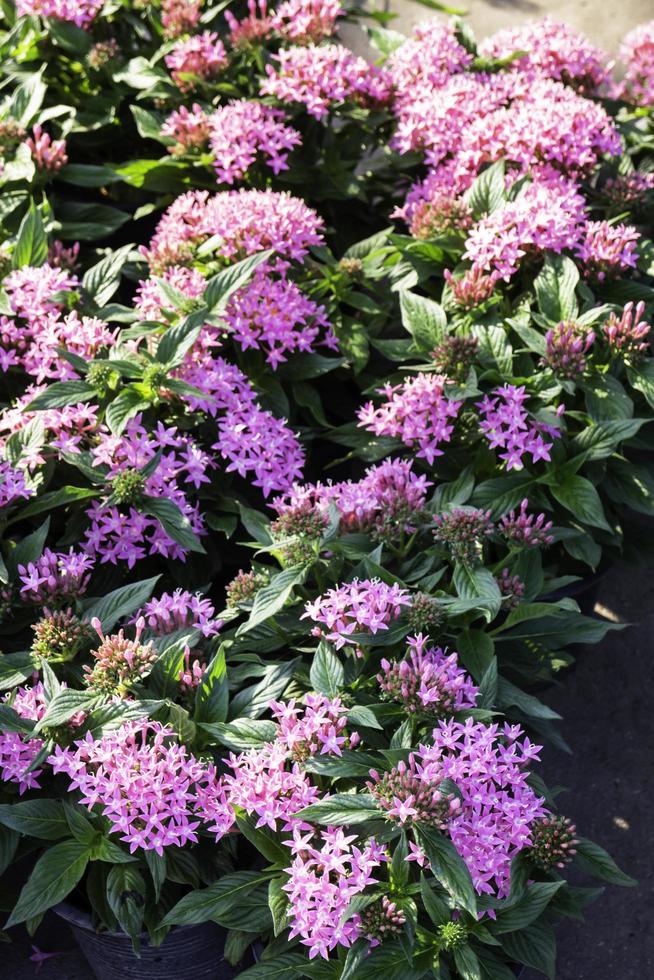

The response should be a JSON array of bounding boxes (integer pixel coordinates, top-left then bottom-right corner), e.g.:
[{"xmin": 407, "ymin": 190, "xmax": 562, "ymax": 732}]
[
  {"xmin": 137, "ymin": 588, "xmax": 222, "ymax": 638},
  {"xmin": 0, "ymin": 460, "xmax": 32, "ymax": 509},
  {"xmin": 18, "ymin": 548, "xmax": 94, "ymax": 604},
  {"xmin": 0, "ymin": 683, "xmax": 47, "ymax": 794},
  {"xmin": 378, "ymin": 634, "xmax": 478, "ymax": 716},
  {"xmin": 16, "ymin": 0, "xmax": 102, "ymax": 27}
]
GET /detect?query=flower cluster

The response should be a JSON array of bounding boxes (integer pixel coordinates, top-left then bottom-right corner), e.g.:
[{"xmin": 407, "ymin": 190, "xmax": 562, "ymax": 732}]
[
  {"xmin": 162, "ymin": 104, "xmax": 211, "ymax": 154},
  {"xmin": 142, "ymin": 188, "xmax": 324, "ymax": 272},
  {"xmin": 575, "ymin": 220, "xmax": 641, "ymax": 282},
  {"xmin": 83, "ymin": 619, "xmax": 157, "ymax": 697},
  {"xmin": 273, "ymin": 458, "xmax": 431, "ymax": 541},
  {"xmin": 18, "ymin": 548, "xmax": 94, "ymax": 604},
  {"xmin": 49, "ymin": 721, "xmax": 234, "ymax": 854},
  {"xmin": 137, "ymin": 589, "xmax": 222, "ymax": 637},
  {"xmin": 283, "ymin": 827, "xmax": 384, "ymax": 960},
  {"xmin": 0, "ymin": 460, "xmax": 31, "ymax": 508},
  {"xmin": 0, "ymin": 684, "xmax": 47, "ymax": 794},
  {"xmin": 271, "ymin": 0, "xmax": 343, "ymax": 44},
  {"xmin": 16, "ymin": 0, "xmax": 103, "ymax": 27},
  {"xmin": 260, "ymin": 44, "xmax": 392, "ymax": 120},
  {"xmin": 477, "ymin": 385, "xmax": 561, "ymax": 470},
  {"xmin": 358, "ymin": 374, "xmax": 462, "ymax": 465},
  {"xmin": 161, "ymin": 0, "xmax": 202, "ymax": 39},
  {"xmin": 498, "ymin": 499, "xmax": 554, "ymax": 548},
  {"xmin": 368, "ymin": 756, "xmax": 461, "ymax": 828},
  {"xmin": 618, "ymin": 21, "xmax": 654, "ymax": 106},
  {"xmin": 208, "ymin": 101, "xmax": 301, "ymax": 184},
  {"xmin": 302, "ymin": 578, "xmax": 412, "ymax": 650},
  {"xmin": 413, "ymin": 719, "xmax": 546, "ymax": 896},
  {"xmin": 31, "ymin": 608, "xmax": 90, "ymax": 662},
  {"xmin": 479, "ymin": 17, "xmax": 610, "ymax": 93},
  {"xmin": 543, "ymin": 321, "xmax": 595, "ymax": 380},
  {"xmin": 433, "ymin": 507, "xmax": 493, "ymax": 565},
  {"xmin": 26, "ymin": 125, "xmax": 68, "ymax": 173},
  {"xmin": 165, "ymin": 33, "xmax": 228, "ymax": 92},
  {"xmin": 378, "ymin": 634, "xmax": 478, "ymax": 716},
  {"xmin": 603, "ymin": 301, "xmax": 651, "ymax": 362}
]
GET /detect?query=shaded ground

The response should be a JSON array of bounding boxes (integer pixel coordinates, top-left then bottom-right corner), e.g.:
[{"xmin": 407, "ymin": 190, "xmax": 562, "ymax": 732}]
[{"xmin": 3, "ymin": 562, "xmax": 654, "ymax": 978}]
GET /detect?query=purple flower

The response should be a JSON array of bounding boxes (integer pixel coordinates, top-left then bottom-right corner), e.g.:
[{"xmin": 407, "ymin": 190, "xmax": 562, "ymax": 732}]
[
  {"xmin": 302, "ymin": 578, "xmax": 412, "ymax": 650},
  {"xmin": 476, "ymin": 384, "xmax": 561, "ymax": 470},
  {"xmin": 378, "ymin": 634, "xmax": 478, "ymax": 716}
]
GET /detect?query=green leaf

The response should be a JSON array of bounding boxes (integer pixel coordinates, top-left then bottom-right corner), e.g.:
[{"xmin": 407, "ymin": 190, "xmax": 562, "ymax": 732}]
[
  {"xmin": 107, "ymin": 866, "xmax": 145, "ymax": 942},
  {"xmin": 309, "ymin": 641, "xmax": 344, "ymax": 697},
  {"xmin": 305, "ymin": 750, "xmax": 388, "ymax": 779},
  {"xmin": 297, "ymin": 794, "xmax": 380, "ymax": 826},
  {"xmin": 162, "ymin": 872, "xmax": 271, "ymax": 928},
  {"xmin": 56, "ymin": 201, "xmax": 131, "ymax": 242},
  {"xmin": 500, "ymin": 921, "xmax": 556, "ymax": 979},
  {"xmin": 0, "ymin": 653, "xmax": 35, "ymax": 691},
  {"xmin": 26, "ymin": 381, "xmax": 96, "ymax": 411},
  {"xmin": 82, "ymin": 244, "xmax": 134, "ymax": 308},
  {"xmin": 82, "ymin": 700, "xmax": 163, "ymax": 739},
  {"xmin": 130, "ymin": 106, "xmax": 170, "ymax": 143},
  {"xmin": 228, "ymin": 661, "xmax": 298, "ymax": 720},
  {"xmin": 492, "ymin": 881, "xmax": 564, "ymax": 933},
  {"xmin": 198, "ymin": 718, "xmax": 277, "ymax": 751},
  {"xmin": 496, "ymin": 677, "xmax": 561, "ymax": 721},
  {"xmin": 105, "ymin": 387, "xmax": 149, "ymax": 436},
  {"xmin": 399, "ymin": 290, "xmax": 447, "ymax": 350},
  {"xmin": 571, "ymin": 419, "xmax": 645, "ymax": 460},
  {"xmin": 141, "ymin": 496, "xmax": 206, "ymax": 554},
  {"xmin": 415, "ymin": 824, "xmax": 477, "ymax": 915},
  {"xmin": 237, "ymin": 567, "xmax": 306, "ymax": 635},
  {"xmin": 453, "ymin": 945, "xmax": 482, "ymax": 980},
  {"xmin": 466, "ymin": 159, "xmax": 506, "ymax": 217},
  {"xmin": 58, "ymin": 164, "xmax": 122, "ymax": 188},
  {"xmin": 627, "ymin": 360, "xmax": 654, "ymax": 411},
  {"xmin": 0, "ymin": 800, "xmax": 68, "ymax": 840},
  {"xmin": 268, "ymin": 877, "xmax": 288, "ymax": 937},
  {"xmin": 455, "ymin": 629, "xmax": 494, "ymax": 682},
  {"xmin": 477, "ymin": 657, "xmax": 498, "ymax": 709},
  {"xmin": 144, "ymin": 852, "xmax": 166, "ymax": 903},
  {"xmin": 7, "ymin": 840, "xmax": 91, "ymax": 927},
  {"xmin": 574, "ymin": 837, "xmax": 636, "ymax": 886},
  {"xmin": 83, "ymin": 576, "xmax": 160, "ymax": 632},
  {"xmin": 236, "ymin": 953, "xmax": 308, "ymax": 979},
  {"xmin": 551, "ymin": 475, "xmax": 611, "ymax": 531},
  {"xmin": 194, "ymin": 646, "xmax": 229, "ymax": 725},
  {"xmin": 534, "ymin": 254, "xmax": 579, "ymax": 322},
  {"xmin": 155, "ymin": 309, "xmax": 207, "ymax": 367},
  {"xmin": 204, "ymin": 250, "xmax": 273, "ymax": 311},
  {"xmin": 34, "ymin": 690, "xmax": 97, "ymax": 732},
  {"xmin": 419, "ymin": 874, "xmax": 450, "ymax": 927},
  {"xmin": 10, "ymin": 71, "xmax": 46, "ymax": 128},
  {"xmin": 452, "ymin": 564, "xmax": 502, "ymax": 617},
  {"xmin": 12, "ymin": 201, "xmax": 48, "ymax": 269}
]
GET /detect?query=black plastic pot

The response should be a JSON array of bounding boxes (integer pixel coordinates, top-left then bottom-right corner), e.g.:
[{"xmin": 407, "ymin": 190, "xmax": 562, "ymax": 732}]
[{"xmin": 54, "ymin": 901, "xmax": 237, "ymax": 980}]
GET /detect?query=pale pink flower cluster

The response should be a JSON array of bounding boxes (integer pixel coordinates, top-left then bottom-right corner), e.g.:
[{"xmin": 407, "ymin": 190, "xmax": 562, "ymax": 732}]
[
  {"xmin": 209, "ymin": 100, "xmax": 301, "ymax": 184},
  {"xmin": 137, "ymin": 588, "xmax": 222, "ymax": 637},
  {"xmin": 302, "ymin": 578, "xmax": 412, "ymax": 650},
  {"xmin": 162, "ymin": 104, "xmax": 211, "ymax": 154},
  {"xmin": 479, "ymin": 17, "xmax": 610, "ymax": 94},
  {"xmin": 273, "ymin": 457, "xmax": 431, "ymax": 537},
  {"xmin": 161, "ymin": 0, "xmax": 202, "ymax": 39},
  {"xmin": 271, "ymin": 0, "xmax": 343, "ymax": 44},
  {"xmin": 463, "ymin": 179, "xmax": 586, "ymax": 283},
  {"xmin": 1, "ymin": 264, "xmax": 115, "ymax": 382},
  {"xmin": 225, "ymin": 695, "xmax": 356, "ymax": 830},
  {"xmin": 215, "ymin": 401, "xmax": 306, "ymax": 496},
  {"xmin": 414, "ymin": 719, "xmax": 546, "ymax": 897},
  {"xmin": 477, "ymin": 385, "xmax": 561, "ymax": 470},
  {"xmin": 26, "ymin": 125, "xmax": 68, "ymax": 173},
  {"xmin": 82, "ymin": 418, "xmax": 211, "ymax": 566},
  {"xmin": 618, "ymin": 21, "xmax": 654, "ymax": 106},
  {"xmin": 378, "ymin": 633, "xmax": 478, "ymax": 716},
  {"xmin": 387, "ymin": 20, "xmax": 473, "ymax": 99},
  {"xmin": 260, "ymin": 44, "xmax": 392, "ymax": 120},
  {"xmin": 164, "ymin": 32, "xmax": 228, "ymax": 92},
  {"xmin": 283, "ymin": 827, "xmax": 385, "ymax": 960},
  {"xmin": 18, "ymin": 548, "xmax": 94, "ymax": 604},
  {"xmin": 0, "ymin": 460, "xmax": 32, "ymax": 508},
  {"xmin": 0, "ymin": 683, "xmax": 47, "ymax": 794},
  {"xmin": 49, "ymin": 721, "xmax": 234, "ymax": 855},
  {"xmin": 574, "ymin": 220, "xmax": 641, "ymax": 282},
  {"xmin": 603, "ymin": 301, "xmax": 652, "ymax": 361},
  {"xmin": 0, "ymin": 390, "xmax": 99, "ymax": 458},
  {"xmin": 141, "ymin": 188, "xmax": 324, "ymax": 272},
  {"xmin": 16, "ymin": 0, "xmax": 103, "ymax": 27},
  {"xmin": 358, "ymin": 374, "xmax": 462, "ymax": 465},
  {"xmin": 225, "ymin": 0, "xmax": 274, "ymax": 48},
  {"xmin": 83, "ymin": 618, "xmax": 157, "ymax": 697}
]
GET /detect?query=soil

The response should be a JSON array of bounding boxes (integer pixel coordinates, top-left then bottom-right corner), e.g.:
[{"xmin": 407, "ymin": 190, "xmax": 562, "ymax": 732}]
[{"xmin": 3, "ymin": 561, "xmax": 653, "ymax": 978}]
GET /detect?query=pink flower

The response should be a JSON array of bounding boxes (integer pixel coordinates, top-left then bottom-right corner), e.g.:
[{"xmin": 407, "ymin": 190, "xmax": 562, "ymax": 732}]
[
  {"xmin": 498, "ymin": 499, "xmax": 554, "ymax": 548},
  {"xmin": 260, "ymin": 44, "xmax": 392, "ymax": 120},
  {"xmin": 165, "ymin": 32, "xmax": 228, "ymax": 92},
  {"xmin": 477, "ymin": 385, "xmax": 561, "ymax": 470},
  {"xmin": 26, "ymin": 125, "xmax": 68, "ymax": 172},
  {"xmin": 209, "ymin": 100, "xmax": 301, "ymax": 184},
  {"xmin": 162, "ymin": 104, "xmax": 211, "ymax": 154},
  {"xmin": 603, "ymin": 300, "xmax": 651, "ymax": 361},
  {"xmin": 48, "ymin": 721, "xmax": 234, "ymax": 854},
  {"xmin": 16, "ymin": 0, "xmax": 102, "ymax": 27},
  {"xmin": 618, "ymin": 21, "xmax": 654, "ymax": 106},
  {"xmin": 18, "ymin": 548, "xmax": 94, "ymax": 604},
  {"xmin": 358, "ymin": 374, "xmax": 461, "ymax": 465},
  {"xmin": 0, "ymin": 460, "xmax": 32, "ymax": 508},
  {"xmin": 271, "ymin": 0, "xmax": 343, "ymax": 44},
  {"xmin": 137, "ymin": 588, "xmax": 222, "ymax": 637},
  {"xmin": 161, "ymin": 0, "xmax": 202, "ymax": 39},
  {"xmin": 302, "ymin": 578, "xmax": 412, "ymax": 650},
  {"xmin": 378, "ymin": 634, "xmax": 478, "ymax": 715},
  {"xmin": 0, "ymin": 683, "xmax": 48, "ymax": 794},
  {"xmin": 575, "ymin": 220, "xmax": 641, "ymax": 281}
]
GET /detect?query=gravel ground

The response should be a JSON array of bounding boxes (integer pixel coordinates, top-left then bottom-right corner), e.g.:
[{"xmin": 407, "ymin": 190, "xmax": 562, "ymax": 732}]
[{"xmin": 3, "ymin": 561, "xmax": 653, "ymax": 979}]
